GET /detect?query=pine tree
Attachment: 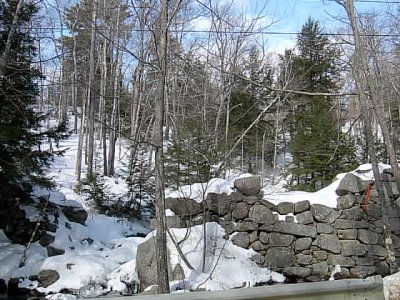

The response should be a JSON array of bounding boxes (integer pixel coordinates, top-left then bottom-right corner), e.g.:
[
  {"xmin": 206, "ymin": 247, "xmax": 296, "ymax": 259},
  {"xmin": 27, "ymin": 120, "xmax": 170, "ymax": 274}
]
[
  {"xmin": 0, "ymin": 0, "xmax": 67, "ymax": 198},
  {"xmin": 287, "ymin": 19, "xmax": 357, "ymax": 191},
  {"xmin": 227, "ymin": 44, "xmax": 274, "ymax": 172}
]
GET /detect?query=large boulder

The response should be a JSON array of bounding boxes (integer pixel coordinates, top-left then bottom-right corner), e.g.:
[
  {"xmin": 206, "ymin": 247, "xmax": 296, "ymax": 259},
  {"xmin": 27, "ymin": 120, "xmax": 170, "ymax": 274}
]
[
  {"xmin": 136, "ymin": 236, "xmax": 158, "ymax": 292},
  {"xmin": 38, "ymin": 269, "xmax": 60, "ymax": 288},
  {"xmin": 60, "ymin": 206, "xmax": 88, "ymax": 225},
  {"xmin": 336, "ymin": 173, "xmax": 369, "ymax": 196},
  {"xmin": 165, "ymin": 198, "xmax": 203, "ymax": 216},
  {"xmin": 234, "ymin": 176, "xmax": 261, "ymax": 196},
  {"xmin": 384, "ymin": 272, "xmax": 400, "ymax": 300}
]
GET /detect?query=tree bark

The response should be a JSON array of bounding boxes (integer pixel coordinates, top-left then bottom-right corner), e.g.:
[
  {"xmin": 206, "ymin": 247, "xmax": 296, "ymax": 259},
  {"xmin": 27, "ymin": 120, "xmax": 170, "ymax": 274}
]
[
  {"xmin": 0, "ymin": 0, "xmax": 25, "ymax": 82},
  {"xmin": 107, "ymin": 4, "xmax": 122, "ymax": 177},
  {"xmin": 153, "ymin": 0, "xmax": 170, "ymax": 294},
  {"xmin": 100, "ymin": 36, "xmax": 108, "ymax": 176},
  {"xmin": 87, "ymin": 0, "xmax": 98, "ymax": 176},
  {"xmin": 337, "ymin": 0, "xmax": 397, "ymax": 273}
]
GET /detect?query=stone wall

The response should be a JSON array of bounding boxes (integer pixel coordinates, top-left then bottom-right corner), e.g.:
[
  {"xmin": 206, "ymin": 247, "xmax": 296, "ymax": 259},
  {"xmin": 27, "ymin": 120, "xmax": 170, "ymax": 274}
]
[{"xmin": 163, "ymin": 171, "xmax": 400, "ymax": 283}]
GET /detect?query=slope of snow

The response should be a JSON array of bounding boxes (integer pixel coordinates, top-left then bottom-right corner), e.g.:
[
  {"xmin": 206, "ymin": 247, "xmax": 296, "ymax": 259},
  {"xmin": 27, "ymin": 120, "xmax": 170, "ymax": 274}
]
[{"xmin": 2, "ymin": 114, "xmax": 392, "ymax": 299}]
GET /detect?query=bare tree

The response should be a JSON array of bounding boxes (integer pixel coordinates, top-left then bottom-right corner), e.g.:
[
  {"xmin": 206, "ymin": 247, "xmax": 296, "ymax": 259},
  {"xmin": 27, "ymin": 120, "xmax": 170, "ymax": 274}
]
[
  {"xmin": 153, "ymin": 0, "xmax": 170, "ymax": 293},
  {"xmin": 86, "ymin": 0, "xmax": 98, "ymax": 177},
  {"xmin": 335, "ymin": 0, "xmax": 398, "ymax": 273},
  {"xmin": 0, "ymin": 0, "xmax": 25, "ymax": 81}
]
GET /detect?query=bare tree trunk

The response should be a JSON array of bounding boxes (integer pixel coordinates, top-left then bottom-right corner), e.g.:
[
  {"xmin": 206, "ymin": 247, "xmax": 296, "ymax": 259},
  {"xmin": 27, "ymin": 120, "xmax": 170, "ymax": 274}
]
[
  {"xmin": 87, "ymin": 0, "xmax": 98, "ymax": 176},
  {"xmin": 107, "ymin": 4, "xmax": 122, "ymax": 177},
  {"xmin": 0, "ymin": 0, "xmax": 25, "ymax": 81},
  {"xmin": 100, "ymin": 37, "xmax": 108, "ymax": 176},
  {"xmin": 154, "ymin": 0, "xmax": 170, "ymax": 293},
  {"xmin": 55, "ymin": 0, "xmax": 66, "ymax": 124},
  {"xmin": 273, "ymin": 105, "xmax": 280, "ymax": 169},
  {"xmin": 129, "ymin": 62, "xmax": 143, "ymax": 174},
  {"xmin": 76, "ymin": 98, "xmax": 87, "ymax": 181},
  {"xmin": 336, "ymin": 0, "xmax": 397, "ymax": 273},
  {"xmin": 72, "ymin": 31, "xmax": 79, "ymax": 134}
]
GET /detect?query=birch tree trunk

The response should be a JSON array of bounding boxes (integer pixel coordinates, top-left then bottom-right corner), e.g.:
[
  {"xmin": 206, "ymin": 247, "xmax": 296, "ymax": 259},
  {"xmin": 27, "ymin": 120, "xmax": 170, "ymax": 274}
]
[
  {"xmin": 55, "ymin": 0, "xmax": 66, "ymax": 124},
  {"xmin": 72, "ymin": 22, "xmax": 79, "ymax": 134},
  {"xmin": 87, "ymin": 0, "xmax": 98, "ymax": 176},
  {"xmin": 100, "ymin": 37, "xmax": 108, "ymax": 176}
]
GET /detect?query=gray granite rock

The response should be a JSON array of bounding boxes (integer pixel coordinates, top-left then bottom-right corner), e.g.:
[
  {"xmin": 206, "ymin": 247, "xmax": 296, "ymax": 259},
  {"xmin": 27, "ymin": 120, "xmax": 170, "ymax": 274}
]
[
  {"xmin": 38, "ymin": 269, "xmax": 60, "ymax": 288},
  {"xmin": 311, "ymin": 204, "xmax": 341, "ymax": 223},
  {"xmin": 294, "ymin": 201, "xmax": 310, "ymax": 213},
  {"xmin": 250, "ymin": 240, "xmax": 264, "ymax": 251},
  {"xmin": 312, "ymin": 234, "xmax": 341, "ymax": 254},
  {"xmin": 243, "ymin": 196, "xmax": 258, "ymax": 205},
  {"xmin": 259, "ymin": 231, "xmax": 269, "ymax": 244},
  {"xmin": 234, "ymin": 176, "xmax": 261, "ymax": 196},
  {"xmin": 268, "ymin": 232, "xmax": 295, "ymax": 247},
  {"xmin": 295, "ymin": 238, "xmax": 312, "ymax": 252},
  {"xmin": 297, "ymin": 254, "xmax": 313, "ymax": 265},
  {"xmin": 232, "ymin": 202, "xmax": 249, "ymax": 221},
  {"xmin": 349, "ymin": 266, "xmax": 376, "ymax": 278},
  {"xmin": 367, "ymin": 245, "xmax": 387, "ymax": 257},
  {"xmin": 249, "ymin": 204, "xmax": 275, "ymax": 224},
  {"xmin": 283, "ymin": 267, "xmax": 312, "ymax": 278},
  {"xmin": 340, "ymin": 207, "xmax": 363, "ymax": 221},
  {"xmin": 336, "ymin": 173, "xmax": 369, "ymax": 196},
  {"xmin": 358, "ymin": 229, "xmax": 379, "ymax": 245},
  {"xmin": 235, "ymin": 221, "xmax": 258, "ymax": 232},
  {"xmin": 265, "ymin": 247, "xmax": 295, "ymax": 268},
  {"xmin": 260, "ymin": 221, "xmax": 317, "ymax": 238},
  {"xmin": 231, "ymin": 232, "xmax": 250, "ymax": 249},
  {"xmin": 316, "ymin": 223, "xmax": 334, "ymax": 234},
  {"xmin": 328, "ymin": 255, "xmax": 355, "ymax": 267},
  {"xmin": 340, "ymin": 240, "xmax": 367, "ymax": 256},
  {"xmin": 296, "ymin": 211, "xmax": 313, "ymax": 224},
  {"xmin": 166, "ymin": 197, "xmax": 203, "ymax": 216},
  {"xmin": 312, "ymin": 261, "xmax": 329, "ymax": 276},
  {"xmin": 337, "ymin": 194, "xmax": 356, "ymax": 210},
  {"xmin": 277, "ymin": 202, "xmax": 294, "ymax": 215},
  {"xmin": 334, "ymin": 219, "xmax": 369, "ymax": 229},
  {"xmin": 337, "ymin": 229, "xmax": 358, "ymax": 240}
]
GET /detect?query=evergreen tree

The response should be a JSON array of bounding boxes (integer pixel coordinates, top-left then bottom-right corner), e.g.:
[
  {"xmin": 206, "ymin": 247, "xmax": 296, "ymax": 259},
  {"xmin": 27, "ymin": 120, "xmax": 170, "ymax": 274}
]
[
  {"xmin": 287, "ymin": 19, "xmax": 357, "ymax": 191},
  {"xmin": 227, "ymin": 44, "xmax": 274, "ymax": 172},
  {"xmin": 0, "ymin": 0, "xmax": 67, "ymax": 198}
]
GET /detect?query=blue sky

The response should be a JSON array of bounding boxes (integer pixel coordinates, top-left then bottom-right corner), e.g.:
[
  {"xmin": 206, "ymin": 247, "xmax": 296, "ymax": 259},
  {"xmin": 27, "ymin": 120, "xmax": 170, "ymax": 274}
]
[
  {"xmin": 257, "ymin": 0, "xmax": 392, "ymax": 52},
  {"xmin": 191, "ymin": 0, "xmax": 393, "ymax": 53}
]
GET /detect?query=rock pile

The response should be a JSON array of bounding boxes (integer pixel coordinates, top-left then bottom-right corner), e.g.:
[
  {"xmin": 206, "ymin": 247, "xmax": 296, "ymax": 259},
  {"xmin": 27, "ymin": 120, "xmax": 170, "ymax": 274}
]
[{"xmin": 147, "ymin": 172, "xmax": 400, "ymax": 285}]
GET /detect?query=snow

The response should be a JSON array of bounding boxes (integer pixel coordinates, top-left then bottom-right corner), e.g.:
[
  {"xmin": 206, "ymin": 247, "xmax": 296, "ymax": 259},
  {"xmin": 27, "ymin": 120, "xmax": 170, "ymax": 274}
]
[
  {"xmin": 166, "ymin": 222, "xmax": 285, "ymax": 291},
  {"xmin": 165, "ymin": 174, "xmax": 252, "ymax": 203},
  {"xmin": 2, "ymin": 114, "xmax": 393, "ymax": 298}
]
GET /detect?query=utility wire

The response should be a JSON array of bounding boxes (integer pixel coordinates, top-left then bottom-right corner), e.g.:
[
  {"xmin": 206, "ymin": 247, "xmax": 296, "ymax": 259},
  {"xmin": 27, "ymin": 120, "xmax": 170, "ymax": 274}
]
[{"xmin": 20, "ymin": 27, "xmax": 400, "ymax": 37}]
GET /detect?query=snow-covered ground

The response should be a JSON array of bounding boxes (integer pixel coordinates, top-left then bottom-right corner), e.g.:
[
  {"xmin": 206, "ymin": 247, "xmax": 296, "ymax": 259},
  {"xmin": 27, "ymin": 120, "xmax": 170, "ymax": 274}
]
[{"xmin": 0, "ymin": 115, "xmax": 393, "ymax": 299}]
